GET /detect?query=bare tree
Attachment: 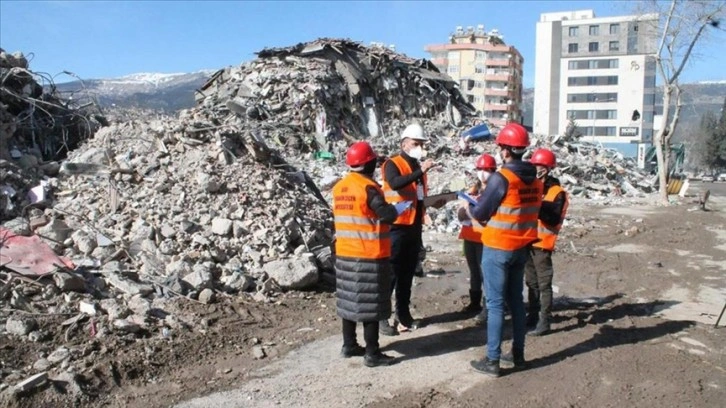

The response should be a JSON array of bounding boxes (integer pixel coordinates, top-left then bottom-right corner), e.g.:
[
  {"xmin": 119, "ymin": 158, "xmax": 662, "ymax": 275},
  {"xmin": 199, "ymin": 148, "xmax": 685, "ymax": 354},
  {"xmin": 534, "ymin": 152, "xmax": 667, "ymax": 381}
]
[{"xmin": 640, "ymin": 0, "xmax": 725, "ymax": 203}]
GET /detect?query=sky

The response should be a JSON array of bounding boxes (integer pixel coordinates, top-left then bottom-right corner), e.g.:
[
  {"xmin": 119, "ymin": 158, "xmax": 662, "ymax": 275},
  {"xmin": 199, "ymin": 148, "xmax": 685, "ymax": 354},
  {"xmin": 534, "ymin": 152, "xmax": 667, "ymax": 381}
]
[{"xmin": 1, "ymin": 0, "xmax": 725, "ymax": 87}]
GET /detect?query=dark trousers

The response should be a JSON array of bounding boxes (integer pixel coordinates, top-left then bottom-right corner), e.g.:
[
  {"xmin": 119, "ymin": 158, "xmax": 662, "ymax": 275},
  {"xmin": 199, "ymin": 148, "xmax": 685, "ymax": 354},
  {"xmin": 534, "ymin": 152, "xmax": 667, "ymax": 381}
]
[
  {"xmin": 524, "ymin": 248, "xmax": 554, "ymax": 316},
  {"xmin": 342, "ymin": 319, "xmax": 379, "ymax": 354},
  {"xmin": 463, "ymin": 240, "xmax": 483, "ymax": 294},
  {"xmin": 390, "ymin": 225, "xmax": 422, "ymax": 320}
]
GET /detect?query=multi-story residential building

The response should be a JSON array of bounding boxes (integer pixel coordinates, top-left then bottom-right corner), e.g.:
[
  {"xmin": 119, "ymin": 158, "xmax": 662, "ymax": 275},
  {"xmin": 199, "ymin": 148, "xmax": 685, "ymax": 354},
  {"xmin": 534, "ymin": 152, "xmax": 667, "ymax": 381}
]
[
  {"xmin": 534, "ymin": 10, "xmax": 658, "ymax": 159},
  {"xmin": 425, "ymin": 25, "xmax": 524, "ymax": 128}
]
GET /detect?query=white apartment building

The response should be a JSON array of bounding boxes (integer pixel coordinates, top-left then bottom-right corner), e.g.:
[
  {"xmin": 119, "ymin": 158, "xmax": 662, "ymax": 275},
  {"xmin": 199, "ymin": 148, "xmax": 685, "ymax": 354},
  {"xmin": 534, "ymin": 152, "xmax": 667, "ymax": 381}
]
[{"xmin": 534, "ymin": 10, "xmax": 658, "ymax": 159}]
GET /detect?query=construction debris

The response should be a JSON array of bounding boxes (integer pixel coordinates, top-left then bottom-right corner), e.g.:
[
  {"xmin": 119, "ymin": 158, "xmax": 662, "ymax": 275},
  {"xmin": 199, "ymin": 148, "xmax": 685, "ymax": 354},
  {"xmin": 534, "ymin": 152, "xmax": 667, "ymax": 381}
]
[
  {"xmin": 0, "ymin": 38, "xmax": 669, "ymax": 401},
  {"xmin": 0, "ymin": 48, "xmax": 104, "ymax": 220}
]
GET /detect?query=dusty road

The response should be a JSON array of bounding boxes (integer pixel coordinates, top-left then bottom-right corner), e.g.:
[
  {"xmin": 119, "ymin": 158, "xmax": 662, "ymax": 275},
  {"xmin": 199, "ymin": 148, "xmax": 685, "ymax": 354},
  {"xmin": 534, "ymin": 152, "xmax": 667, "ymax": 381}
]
[
  {"xmin": 174, "ymin": 183, "xmax": 726, "ymax": 408},
  {"xmin": 4, "ymin": 182, "xmax": 725, "ymax": 408}
]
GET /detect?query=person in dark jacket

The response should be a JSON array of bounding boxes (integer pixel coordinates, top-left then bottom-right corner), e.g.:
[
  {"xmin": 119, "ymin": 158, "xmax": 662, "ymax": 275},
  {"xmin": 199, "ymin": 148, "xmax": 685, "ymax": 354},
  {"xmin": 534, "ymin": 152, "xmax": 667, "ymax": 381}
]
[
  {"xmin": 333, "ymin": 141, "xmax": 401, "ymax": 367},
  {"xmin": 467, "ymin": 123, "xmax": 543, "ymax": 378},
  {"xmin": 380, "ymin": 123, "xmax": 440, "ymax": 335}
]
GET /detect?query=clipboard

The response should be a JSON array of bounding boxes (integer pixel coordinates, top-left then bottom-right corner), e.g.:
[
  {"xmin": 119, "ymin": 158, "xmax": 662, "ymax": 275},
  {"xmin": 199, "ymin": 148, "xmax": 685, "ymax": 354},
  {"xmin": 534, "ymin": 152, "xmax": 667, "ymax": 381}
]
[
  {"xmin": 422, "ymin": 192, "xmax": 458, "ymax": 208},
  {"xmin": 456, "ymin": 191, "xmax": 478, "ymax": 206}
]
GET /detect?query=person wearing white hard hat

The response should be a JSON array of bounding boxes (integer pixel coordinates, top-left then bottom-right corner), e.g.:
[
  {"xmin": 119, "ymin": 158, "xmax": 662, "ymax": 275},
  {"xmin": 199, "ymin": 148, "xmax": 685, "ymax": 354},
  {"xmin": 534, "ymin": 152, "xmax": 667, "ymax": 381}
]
[{"xmin": 379, "ymin": 123, "xmax": 440, "ymax": 335}]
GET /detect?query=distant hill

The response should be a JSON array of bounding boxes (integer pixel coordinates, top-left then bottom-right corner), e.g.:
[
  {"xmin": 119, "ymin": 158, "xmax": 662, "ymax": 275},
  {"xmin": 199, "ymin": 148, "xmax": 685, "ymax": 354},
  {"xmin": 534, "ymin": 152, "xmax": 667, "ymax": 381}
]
[
  {"xmin": 522, "ymin": 81, "xmax": 726, "ymax": 137},
  {"xmin": 50, "ymin": 70, "xmax": 215, "ymax": 113}
]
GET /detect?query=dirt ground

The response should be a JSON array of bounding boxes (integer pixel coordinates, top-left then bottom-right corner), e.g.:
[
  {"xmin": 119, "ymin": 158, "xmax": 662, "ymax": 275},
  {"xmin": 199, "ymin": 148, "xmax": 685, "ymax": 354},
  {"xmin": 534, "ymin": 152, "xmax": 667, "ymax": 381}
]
[{"xmin": 2, "ymin": 182, "xmax": 725, "ymax": 408}]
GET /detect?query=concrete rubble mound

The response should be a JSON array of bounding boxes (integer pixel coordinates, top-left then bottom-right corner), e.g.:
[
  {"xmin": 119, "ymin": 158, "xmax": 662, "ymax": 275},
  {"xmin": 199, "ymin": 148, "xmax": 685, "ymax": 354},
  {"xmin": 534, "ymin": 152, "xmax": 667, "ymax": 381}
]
[
  {"xmin": 0, "ymin": 49, "xmax": 103, "ymax": 220},
  {"xmin": 195, "ymin": 38, "xmax": 477, "ymax": 155}
]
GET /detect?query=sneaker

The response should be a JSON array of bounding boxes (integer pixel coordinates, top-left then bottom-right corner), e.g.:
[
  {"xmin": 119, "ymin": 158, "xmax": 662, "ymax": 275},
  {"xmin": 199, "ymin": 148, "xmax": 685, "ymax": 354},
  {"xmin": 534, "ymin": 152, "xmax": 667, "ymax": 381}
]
[
  {"xmin": 470, "ymin": 357, "xmax": 500, "ymax": 377},
  {"xmin": 379, "ymin": 320, "xmax": 398, "ymax": 336},
  {"xmin": 364, "ymin": 351, "xmax": 396, "ymax": 367},
  {"xmin": 340, "ymin": 344, "xmax": 365, "ymax": 358},
  {"xmin": 396, "ymin": 313, "xmax": 421, "ymax": 331},
  {"xmin": 500, "ymin": 351, "xmax": 527, "ymax": 370}
]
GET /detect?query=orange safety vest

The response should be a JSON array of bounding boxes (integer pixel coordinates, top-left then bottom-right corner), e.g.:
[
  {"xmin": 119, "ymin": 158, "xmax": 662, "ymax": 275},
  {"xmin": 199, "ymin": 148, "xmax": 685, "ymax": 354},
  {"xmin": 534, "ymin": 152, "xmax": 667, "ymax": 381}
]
[
  {"xmin": 381, "ymin": 155, "xmax": 428, "ymax": 226},
  {"xmin": 333, "ymin": 172, "xmax": 391, "ymax": 259},
  {"xmin": 533, "ymin": 185, "xmax": 569, "ymax": 251},
  {"xmin": 458, "ymin": 189, "xmax": 485, "ymax": 242},
  {"xmin": 481, "ymin": 168, "xmax": 543, "ymax": 251}
]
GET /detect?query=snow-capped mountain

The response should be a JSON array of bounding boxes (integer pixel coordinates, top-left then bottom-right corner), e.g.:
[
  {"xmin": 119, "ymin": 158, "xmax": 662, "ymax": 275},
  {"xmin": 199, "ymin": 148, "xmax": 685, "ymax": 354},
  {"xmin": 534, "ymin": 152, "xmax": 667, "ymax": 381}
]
[{"xmin": 50, "ymin": 69, "xmax": 217, "ymax": 112}]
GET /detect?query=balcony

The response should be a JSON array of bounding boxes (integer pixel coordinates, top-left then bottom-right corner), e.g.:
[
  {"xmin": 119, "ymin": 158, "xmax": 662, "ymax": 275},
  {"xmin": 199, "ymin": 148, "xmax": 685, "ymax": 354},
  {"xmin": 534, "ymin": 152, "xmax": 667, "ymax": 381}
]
[
  {"xmin": 484, "ymin": 103, "xmax": 510, "ymax": 111},
  {"xmin": 484, "ymin": 73, "xmax": 511, "ymax": 81},
  {"xmin": 484, "ymin": 88, "xmax": 513, "ymax": 97},
  {"xmin": 485, "ymin": 59, "xmax": 511, "ymax": 67}
]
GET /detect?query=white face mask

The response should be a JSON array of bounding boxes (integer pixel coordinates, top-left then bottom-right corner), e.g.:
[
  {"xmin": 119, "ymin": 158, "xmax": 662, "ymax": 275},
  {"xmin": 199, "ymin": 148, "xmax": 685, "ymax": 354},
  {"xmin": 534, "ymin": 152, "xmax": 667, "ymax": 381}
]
[
  {"xmin": 478, "ymin": 170, "xmax": 491, "ymax": 183},
  {"xmin": 408, "ymin": 146, "xmax": 426, "ymax": 160},
  {"xmin": 536, "ymin": 167, "xmax": 548, "ymax": 179}
]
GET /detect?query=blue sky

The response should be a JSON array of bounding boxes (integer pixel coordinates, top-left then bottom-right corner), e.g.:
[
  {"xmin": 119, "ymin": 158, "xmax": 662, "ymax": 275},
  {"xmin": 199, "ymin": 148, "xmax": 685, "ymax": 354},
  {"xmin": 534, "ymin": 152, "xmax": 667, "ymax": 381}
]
[{"xmin": 1, "ymin": 0, "xmax": 725, "ymax": 87}]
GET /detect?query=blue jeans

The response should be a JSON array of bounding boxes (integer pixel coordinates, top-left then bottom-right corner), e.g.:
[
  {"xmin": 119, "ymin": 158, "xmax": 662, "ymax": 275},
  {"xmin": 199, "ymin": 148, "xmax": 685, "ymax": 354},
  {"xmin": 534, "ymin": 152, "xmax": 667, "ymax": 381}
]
[{"xmin": 481, "ymin": 246, "xmax": 528, "ymax": 361}]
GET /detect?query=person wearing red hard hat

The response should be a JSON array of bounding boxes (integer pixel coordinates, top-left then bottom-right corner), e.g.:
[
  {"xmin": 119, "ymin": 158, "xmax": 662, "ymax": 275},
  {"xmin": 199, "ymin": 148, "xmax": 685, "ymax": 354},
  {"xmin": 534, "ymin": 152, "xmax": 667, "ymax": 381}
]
[
  {"xmin": 525, "ymin": 148, "xmax": 569, "ymax": 337},
  {"xmin": 467, "ymin": 123, "xmax": 543, "ymax": 377},
  {"xmin": 457, "ymin": 153, "xmax": 497, "ymax": 317},
  {"xmin": 332, "ymin": 141, "xmax": 401, "ymax": 367}
]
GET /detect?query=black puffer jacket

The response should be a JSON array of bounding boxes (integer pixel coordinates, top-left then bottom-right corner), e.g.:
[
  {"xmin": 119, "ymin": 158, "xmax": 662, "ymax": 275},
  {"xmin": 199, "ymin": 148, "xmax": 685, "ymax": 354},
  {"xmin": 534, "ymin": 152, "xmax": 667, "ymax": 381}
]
[{"xmin": 335, "ymin": 176, "xmax": 397, "ymax": 322}]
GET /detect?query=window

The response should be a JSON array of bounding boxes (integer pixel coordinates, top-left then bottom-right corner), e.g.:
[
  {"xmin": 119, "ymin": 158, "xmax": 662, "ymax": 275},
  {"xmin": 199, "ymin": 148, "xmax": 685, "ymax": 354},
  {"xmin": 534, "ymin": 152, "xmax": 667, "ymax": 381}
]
[
  {"xmin": 589, "ymin": 25, "xmax": 599, "ymax": 36},
  {"xmin": 609, "ymin": 23, "xmax": 620, "ymax": 35},
  {"xmin": 448, "ymin": 65, "xmax": 459, "ymax": 74},
  {"xmin": 609, "ymin": 41, "xmax": 620, "ymax": 51},
  {"xmin": 569, "ymin": 26, "xmax": 579, "ymax": 37},
  {"xmin": 634, "ymin": 24, "xmax": 639, "ymax": 32},
  {"xmin": 447, "ymin": 51, "xmax": 460, "ymax": 62},
  {"xmin": 567, "ymin": 76, "xmax": 619, "ymax": 86},
  {"xmin": 474, "ymin": 65, "xmax": 485, "ymax": 74},
  {"xmin": 589, "ymin": 42, "xmax": 599, "ymax": 52},
  {"xmin": 568, "ymin": 59, "xmax": 619, "ymax": 69},
  {"xmin": 568, "ymin": 43, "xmax": 578, "ymax": 53},
  {"xmin": 475, "ymin": 51, "xmax": 486, "ymax": 60},
  {"xmin": 567, "ymin": 92, "xmax": 618, "ymax": 103}
]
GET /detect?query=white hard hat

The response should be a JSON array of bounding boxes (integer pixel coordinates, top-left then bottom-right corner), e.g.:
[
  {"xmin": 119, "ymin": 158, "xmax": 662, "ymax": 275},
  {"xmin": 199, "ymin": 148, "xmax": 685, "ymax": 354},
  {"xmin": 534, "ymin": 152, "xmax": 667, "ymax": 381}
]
[{"xmin": 400, "ymin": 123, "xmax": 428, "ymax": 141}]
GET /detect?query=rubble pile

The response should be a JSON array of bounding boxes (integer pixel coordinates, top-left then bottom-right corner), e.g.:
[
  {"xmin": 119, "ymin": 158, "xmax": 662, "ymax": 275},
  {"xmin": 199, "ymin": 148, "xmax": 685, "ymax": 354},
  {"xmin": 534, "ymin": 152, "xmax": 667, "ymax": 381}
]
[
  {"xmin": 194, "ymin": 38, "xmax": 476, "ymax": 157},
  {"xmin": 0, "ymin": 49, "xmax": 103, "ymax": 220}
]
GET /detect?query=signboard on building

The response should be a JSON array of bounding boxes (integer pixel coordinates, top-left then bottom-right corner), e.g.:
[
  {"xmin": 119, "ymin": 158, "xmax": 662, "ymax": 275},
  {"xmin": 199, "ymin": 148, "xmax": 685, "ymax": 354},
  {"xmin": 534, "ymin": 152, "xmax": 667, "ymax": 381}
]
[
  {"xmin": 637, "ymin": 143, "xmax": 646, "ymax": 169},
  {"xmin": 620, "ymin": 127, "xmax": 639, "ymax": 137}
]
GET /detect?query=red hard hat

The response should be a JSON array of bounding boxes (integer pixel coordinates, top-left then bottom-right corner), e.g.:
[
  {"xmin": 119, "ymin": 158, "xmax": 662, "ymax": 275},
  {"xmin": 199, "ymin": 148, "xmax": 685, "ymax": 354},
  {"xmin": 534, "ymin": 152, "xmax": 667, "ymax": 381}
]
[
  {"xmin": 495, "ymin": 123, "xmax": 529, "ymax": 148},
  {"xmin": 475, "ymin": 154, "xmax": 497, "ymax": 171},
  {"xmin": 530, "ymin": 148, "xmax": 557, "ymax": 168},
  {"xmin": 346, "ymin": 141, "xmax": 377, "ymax": 167}
]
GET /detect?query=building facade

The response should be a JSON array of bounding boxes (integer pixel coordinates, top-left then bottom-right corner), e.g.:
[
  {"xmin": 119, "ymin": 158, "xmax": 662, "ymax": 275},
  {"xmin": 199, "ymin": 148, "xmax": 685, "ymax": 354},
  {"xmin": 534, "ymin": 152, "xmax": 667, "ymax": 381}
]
[
  {"xmin": 534, "ymin": 10, "xmax": 658, "ymax": 159},
  {"xmin": 425, "ymin": 25, "xmax": 524, "ymax": 128}
]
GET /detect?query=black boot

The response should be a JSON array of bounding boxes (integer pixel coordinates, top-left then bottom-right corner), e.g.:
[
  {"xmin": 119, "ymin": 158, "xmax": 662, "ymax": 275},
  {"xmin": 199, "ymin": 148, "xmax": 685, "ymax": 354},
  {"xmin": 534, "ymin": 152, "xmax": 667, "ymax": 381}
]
[
  {"xmin": 526, "ymin": 311, "xmax": 539, "ymax": 327},
  {"xmin": 340, "ymin": 344, "xmax": 365, "ymax": 358},
  {"xmin": 530, "ymin": 313, "xmax": 550, "ymax": 336},
  {"xmin": 500, "ymin": 348, "xmax": 527, "ymax": 370},
  {"xmin": 379, "ymin": 319, "xmax": 398, "ymax": 336},
  {"xmin": 461, "ymin": 290, "xmax": 483, "ymax": 314},
  {"xmin": 470, "ymin": 357, "xmax": 500, "ymax": 377},
  {"xmin": 364, "ymin": 350, "xmax": 396, "ymax": 367}
]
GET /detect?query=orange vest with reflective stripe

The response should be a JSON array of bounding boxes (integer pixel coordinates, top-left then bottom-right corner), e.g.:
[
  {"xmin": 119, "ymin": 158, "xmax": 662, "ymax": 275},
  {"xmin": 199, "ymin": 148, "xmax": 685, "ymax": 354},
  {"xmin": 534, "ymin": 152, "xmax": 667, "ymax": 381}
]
[
  {"xmin": 333, "ymin": 172, "xmax": 391, "ymax": 259},
  {"xmin": 481, "ymin": 168, "xmax": 543, "ymax": 250},
  {"xmin": 381, "ymin": 155, "xmax": 428, "ymax": 226},
  {"xmin": 533, "ymin": 185, "xmax": 569, "ymax": 251},
  {"xmin": 458, "ymin": 189, "xmax": 485, "ymax": 242}
]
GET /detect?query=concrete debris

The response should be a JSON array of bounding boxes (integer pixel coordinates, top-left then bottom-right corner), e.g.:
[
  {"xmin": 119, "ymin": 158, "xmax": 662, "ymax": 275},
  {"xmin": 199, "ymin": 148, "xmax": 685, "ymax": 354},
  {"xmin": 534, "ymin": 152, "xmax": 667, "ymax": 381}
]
[
  {"xmin": 0, "ymin": 49, "xmax": 103, "ymax": 221},
  {"xmin": 12, "ymin": 371, "xmax": 48, "ymax": 394},
  {"xmin": 0, "ymin": 39, "xmax": 669, "ymax": 395}
]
